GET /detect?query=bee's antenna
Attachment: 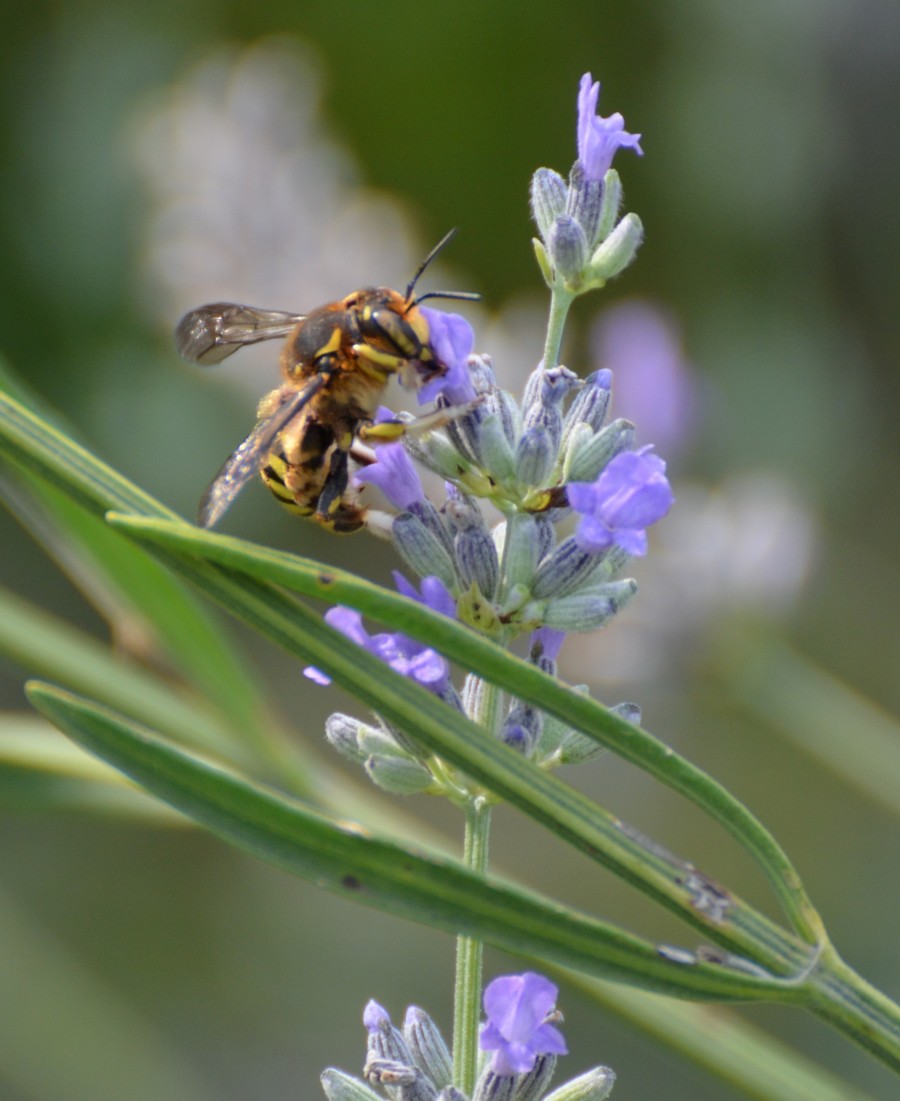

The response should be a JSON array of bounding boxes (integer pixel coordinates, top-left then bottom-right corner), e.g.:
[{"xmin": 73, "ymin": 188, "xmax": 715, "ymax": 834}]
[
  {"xmin": 412, "ymin": 290, "xmax": 481, "ymax": 306},
  {"xmin": 405, "ymin": 228, "xmax": 460, "ymax": 301}
]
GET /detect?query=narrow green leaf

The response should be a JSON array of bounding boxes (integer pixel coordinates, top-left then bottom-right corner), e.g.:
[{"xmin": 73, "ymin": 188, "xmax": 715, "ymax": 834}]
[
  {"xmin": 0, "ymin": 362, "xmax": 285, "ymax": 753},
  {"xmin": 107, "ymin": 512, "xmax": 824, "ymax": 949},
  {"xmin": 26, "ymin": 681, "xmax": 792, "ymax": 1004},
  {"xmin": 566, "ymin": 974, "xmax": 879, "ymax": 1101},
  {"xmin": 0, "ymin": 583, "xmax": 244, "ymax": 760},
  {"xmin": 0, "ymin": 389, "xmax": 816, "ymax": 966}
]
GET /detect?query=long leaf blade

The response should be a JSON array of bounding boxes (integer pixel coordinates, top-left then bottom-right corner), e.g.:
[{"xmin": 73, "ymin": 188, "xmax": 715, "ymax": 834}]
[
  {"xmin": 26, "ymin": 680, "xmax": 790, "ymax": 1004},
  {"xmin": 0, "ymin": 388, "xmax": 813, "ymax": 970}
]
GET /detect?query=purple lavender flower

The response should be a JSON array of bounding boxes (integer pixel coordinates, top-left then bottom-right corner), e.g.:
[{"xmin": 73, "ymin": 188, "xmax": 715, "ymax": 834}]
[
  {"xmin": 592, "ymin": 301, "xmax": 698, "ymax": 455},
  {"xmin": 392, "ymin": 571, "xmax": 457, "ymax": 619},
  {"xmin": 304, "ymin": 574, "xmax": 456, "ymax": 692},
  {"xmin": 418, "ymin": 307, "xmax": 476, "ymax": 404},
  {"xmin": 354, "ymin": 408, "xmax": 425, "ymax": 510},
  {"xmin": 479, "ymin": 973, "xmax": 567, "ymax": 1077},
  {"xmin": 567, "ymin": 446, "xmax": 674, "ymax": 556},
  {"xmin": 576, "ymin": 72, "xmax": 643, "ymax": 181}
]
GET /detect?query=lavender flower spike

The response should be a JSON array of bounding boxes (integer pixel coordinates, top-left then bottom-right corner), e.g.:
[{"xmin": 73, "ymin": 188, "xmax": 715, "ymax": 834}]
[
  {"xmin": 479, "ymin": 972, "xmax": 567, "ymax": 1077},
  {"xmin": 418, "ymin": 307, "xmax": 476, "ymax": 405},
  {"xmin": 577, "ymin": 72, "xmax": 643, "ymax": 181},
  {"xmin": 567, "ymin": 445, "xmax": 674, "ymax": 556}
]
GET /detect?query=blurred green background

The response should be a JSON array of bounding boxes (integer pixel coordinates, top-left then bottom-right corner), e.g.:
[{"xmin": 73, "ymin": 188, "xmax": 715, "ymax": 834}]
[{"xmin": 1, "ymin": 1, "xmax": 899, "ymax": 1098}]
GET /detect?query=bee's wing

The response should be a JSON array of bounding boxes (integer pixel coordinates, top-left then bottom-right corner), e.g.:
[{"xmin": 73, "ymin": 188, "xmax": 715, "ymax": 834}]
[
  {"xmin": 176, "ymin": 303, "xmax": 305, "ymax": 365},
  {"xmin": 198, "ymin": 376, "xmax": 328, "ymax": 528}
]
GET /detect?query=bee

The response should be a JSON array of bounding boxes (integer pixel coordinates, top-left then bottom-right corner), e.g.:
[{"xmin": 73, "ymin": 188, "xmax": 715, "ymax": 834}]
[{"xmin": 176, "ymin": 230, "xmax": 478, "ymax": 531}]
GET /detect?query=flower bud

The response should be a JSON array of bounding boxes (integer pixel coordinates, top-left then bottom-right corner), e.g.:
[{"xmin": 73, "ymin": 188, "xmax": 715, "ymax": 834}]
[
  {"xmin": 365, "ymin": 1001, "xmax": 412, "ymax": 1065},
  {"xmin": 357, "ymin": 723, "xmax": 415, "ymax": 760},
  {"xmin": 502, "ymin": 702, "xmax": 543, "ymax": 757},
  {"xmin": 409, "ymin": 499, "xmax": 455, "ymax": 557},
  {"xmin": 521, "ymin": 363, "xmax": 545, "ymax": 417},
  {"xmin": 566, "ymin": 160, "xmax": 605, "ymax": 248},
  {"xmin": 365, "ymin": 754, "xmax": 435, "ymax": 795},
  {"xmin": 547, "ymin": 215, "xmax": 588, "ymax": 281},
  {"xmin": 325, "ymin": 713, "xmax": 369, "ymax": 762},
  {"xmin": 523, "ymin": 366, "xmax": 579, "ymax": 457},
  {"xmin": 403, "ymin": 430, "xmax": 471, "ymax": 483},
  {"xmin": 473, "ymin": 1056, "xmax": 557, "ymax": 1101},
  {"xmin": 564, "ymin": 418, "xmax": 635, "ymax": 484},
  {"xmin": 478, "ymin": 411, "xmax": 518, "ymax": 482},
  {"xmin": 515, "ymin": 1054, "xmax": 558, "ymax": 1101},
  {"xmin": 588, "ymin": 212, "xmax": 643, "ymax": 281},
  {"xmin": 595, "ymin": 168, "xmax": 622, "ymax": 243},
  {"xmin": 392, "ymin": 513, "xmax": 458, "ymax": 591},
  {"xmin": 542, "ymin": 579, "xmax": 636, "ymax": 631},
  {"xmin": 403, "ymin": 1007, "xmax": 452, "ymax": 1090},
  {"xmin": 447, "ymin": 400, "xmax": 492, "ymax": 468},
  {"xmin": 543, "ymin": 1067, "xmax": 616, "ymax": 1101},
  {"xmin": 496, "ymin": 387, "xmax": 522, "ymax": 446},
  {"xmin": 455, "ymin": 525, "xmax": 500, "ymax": 600},
  {"xmin": 473, "ymin": 1071, "xmax": 517, "ymax": 1101},
  {"xmin": 502, "ymin": 514, "xmax": 540, "ymax": 592},
  {"xmin": 562, "ymin": 370, "xmax": 612, "ymax": 444},
  {"xmin": 532, "ymin": 536, "xmax": 605, "ymax": 600},
  {"xmin": 515, "ymin": 426, "xmax": 555, "ymax": 488},
  {"xmin": 555, "ymin": 701, "xmax": 639, "ymax": 765},
  {"xmin": 530, "ymin": 167, "xmax": 568, "ymax": 239}
]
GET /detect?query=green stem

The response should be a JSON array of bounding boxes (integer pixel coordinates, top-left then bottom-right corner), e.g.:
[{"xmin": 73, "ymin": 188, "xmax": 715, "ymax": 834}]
[
  {"xmin": 807, "ymin": 944, "xmax": 900, "ymax": 1074},
  {"xmin": 453, "ymin": 799, "xmax": 493, "ymax": 1095},
  {"xmin": 541, "ymin": 287, "xmax": 576, "ymax": 371}
]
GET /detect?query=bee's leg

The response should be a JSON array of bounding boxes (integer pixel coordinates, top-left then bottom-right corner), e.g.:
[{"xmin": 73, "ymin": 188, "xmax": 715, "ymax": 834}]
[
  {"xmin": 312, "ymin": 447, "xmax": 366, "ymax": 534},
  {"xmin": 351, "ymin": 343, "xmax": 408, "ymax": 374},
  {"xmin": 358, "ymin": 401, "xmax": 479, "ymax": 445}
]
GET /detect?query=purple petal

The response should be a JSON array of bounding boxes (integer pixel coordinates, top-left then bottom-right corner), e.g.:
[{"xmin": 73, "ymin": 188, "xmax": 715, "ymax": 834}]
[
  {"xmin": 479, "ymin": 973, "xmax": 566, "ymax": 1077},
  {"xmin": 418, "ymin": 575, "xmax": 457, "ymax": 618},
  {"xmin": 565, "ymin": 480, "xmax": 599, "ymax": 514},
  {"xmin": 354, "ymin": 441, "xmax": 424, "ymax": 510},
  {"xmin": 418, "ymin": 307, "xmax": 476, "ymax": 404},
  {"xmin": 530, "ymin": 627, "xmax": 566, "ymax": 662},
  {"xmin": 576, "ymin": 72, "xmax": 643, "ymax": 181},
  {"xmin": 392, "ymin": 572, "xmax": 457, "ymax": 619},
  {"xmin": 406, "ymin": 647, "xmax": 450, "ymax": 691},
  {"xmin": 573, "ymin": 513, "xmax": 615, "ymax": 553},
  {"xmin": 363, "ymin": 1000, "xmax": 391, "ymax": 1032},
  {"xmin": 324, "ymin": 606, "xmax": 370, "ymax": 648},
  {"xmin": 610, "ymin": 527, "xmax": 648, "ymax": 556}
]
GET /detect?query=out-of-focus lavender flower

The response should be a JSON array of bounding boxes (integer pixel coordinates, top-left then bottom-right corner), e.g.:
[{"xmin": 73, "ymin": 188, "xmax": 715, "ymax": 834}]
[
  {"xmin": 593, "ymin": 300, "xmax": 698, "ymax": 455},
  {"xmin": 418, "ymin": 308, "xmax": 476, "ymax": 404},
  {"xmin": 479, "ymin": 973, "xmax": 567, "ymax": 1077},
  {"xmin": 568, "ymin": 446, "xmax": 674, "ymax": 556},
  {"xmin": 304, "ymin": 574, "xmax": 456, "ymax": 693},
  {"xmin": 576, "ymin": 72, "xmax": 643, "ymax": 182},
  {"xmin": 354, "ymin": 408, "xmax": 426, "ymax": 510}
]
